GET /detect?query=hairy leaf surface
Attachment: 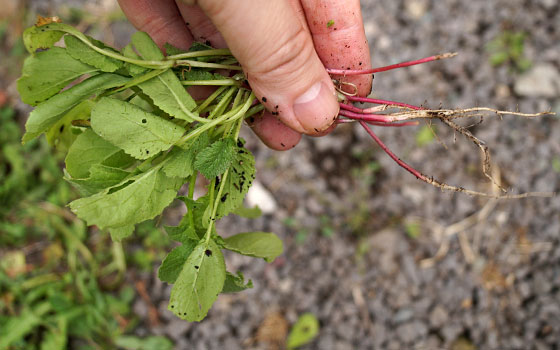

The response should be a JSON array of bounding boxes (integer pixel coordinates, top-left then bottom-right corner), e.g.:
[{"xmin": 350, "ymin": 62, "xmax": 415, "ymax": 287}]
[
  {"xmin": 194, "ymin": 138, "xmax": 236, "ymax": 179},
  {"xmin": 215, "ymin": 147, "xmax": 255, "ymax": 218},
  {"xmin": 163, "ymin": 133, "xmax": 209, "ymax": 179}
]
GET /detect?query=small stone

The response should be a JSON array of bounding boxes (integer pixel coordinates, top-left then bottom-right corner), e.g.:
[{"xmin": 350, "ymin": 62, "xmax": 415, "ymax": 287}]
[
  {"xmin": 396, "ymin": 321, "xmax": 428, "ymax": 344},
  {"xmin": 165, "ymin": 318, "xmax": 191, "ymax": 341},
  {"xmin": 394, "ymin": 308, "xmax": 414, "ymax": 324},
  {"xmin": 429, "ymin": 305, "xmax": 449, "ymax": 328},
  {"xmin": 133, "ymin": 299, "xmax": 148, "ymax": 319},
  {"xmin": 405, "ymin": 0, "xmax": 428, "ymax": 19},
  {"xmin": 514, "ymin": 64, "xmax": 560, "ymax": 98},
  {"xmin": 246, "ymin": 181, "xmax": 277, "ymax": 214}
]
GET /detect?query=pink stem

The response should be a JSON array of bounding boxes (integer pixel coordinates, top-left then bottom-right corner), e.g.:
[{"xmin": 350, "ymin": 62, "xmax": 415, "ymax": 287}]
[
  {"xmin": 359, "ymin": 121, "xmax": 427, "ymax": 180},
  {"xmin": 339, "ymin": 103, "xmax": 371, "ymax": 114},
  {"xmin": 337, "ymin": 119, "xmax": 418, "ymax": 127},
  {"xmin": 338, "ymin": 109, "xmax": 391, "ymax": 122},
  {"xmin": 327, "ymin": 52, "xmax": 457, "ymax": 76},
  {"xmin": 368, "ymin": 121, "xmax": 419, "ymax": 127},
  {"xmin": 346, "ymin": 96, "xmax": 423, "ymax": 110}
]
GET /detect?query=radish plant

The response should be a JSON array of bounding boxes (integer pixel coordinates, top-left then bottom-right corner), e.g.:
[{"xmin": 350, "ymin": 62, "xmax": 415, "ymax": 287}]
[{"xmin": 17, "ymin": 18, "xmax": 553, "ymax": 322}]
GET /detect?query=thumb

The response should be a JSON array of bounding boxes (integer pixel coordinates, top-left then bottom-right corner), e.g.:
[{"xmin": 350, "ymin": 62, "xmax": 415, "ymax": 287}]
[{"xmin": 193, "ymin": 0, "xmax": 340, "ymax": 134}]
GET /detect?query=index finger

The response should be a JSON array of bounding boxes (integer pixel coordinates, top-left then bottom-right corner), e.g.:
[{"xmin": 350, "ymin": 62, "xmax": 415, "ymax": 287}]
[{"xmin": 301, "ymin": 0, "xmax": 373, "ymax": 97}]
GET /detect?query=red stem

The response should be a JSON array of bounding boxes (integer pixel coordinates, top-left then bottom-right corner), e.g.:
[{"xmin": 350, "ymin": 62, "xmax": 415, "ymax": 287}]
[
  {"xmin": 339, "ymin": 102, "xmax": 371, "ymax": 114},
  {"xmin": 327, "ymin": 52, "xmax": 457, "ymax": 76},
  {"xmin": 337, "ymin": 119, "xmax": 418, "ymax": 127},
  {"xmin": 338, "ymin": 109, "xmax": 391, "ymax": 122},
  {"xmin": 359, "ymin": 121, "xmax": 427, "ymax": 180}
]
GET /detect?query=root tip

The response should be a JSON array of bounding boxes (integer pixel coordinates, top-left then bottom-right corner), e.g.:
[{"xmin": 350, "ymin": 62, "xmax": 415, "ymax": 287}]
[{"xmin": 437, "ymin": 52, "xmax": 458, "ymax": 60}]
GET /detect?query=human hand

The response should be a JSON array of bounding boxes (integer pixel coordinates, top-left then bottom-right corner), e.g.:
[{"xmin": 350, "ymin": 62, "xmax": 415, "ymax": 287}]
[{"xmin": 117, "ymin": 0, "xmax": 372, "ymax": 150}]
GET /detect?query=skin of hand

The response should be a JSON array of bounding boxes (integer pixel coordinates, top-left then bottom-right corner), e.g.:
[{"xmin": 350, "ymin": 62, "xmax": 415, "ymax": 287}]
[{"xmin": 117, "ymin": 0, "xmax": 372, "ymax": 150}]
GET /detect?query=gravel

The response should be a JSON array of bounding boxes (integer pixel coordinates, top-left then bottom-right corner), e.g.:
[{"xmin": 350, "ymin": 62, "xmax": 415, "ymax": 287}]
[{"xmin": 17, "ymin": 0, "xmax": 560, "ymax": 349}]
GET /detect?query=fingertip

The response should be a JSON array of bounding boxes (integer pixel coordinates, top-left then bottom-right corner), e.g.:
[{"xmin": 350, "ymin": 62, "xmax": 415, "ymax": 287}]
[
  {"xmin": 292, "ymin": 79, "xmax": 340, "ymax": 135},
  {"xmin": 248, "ymin": 112, "xmax": 302, "ymax": 151},
  {"xmin": 302, "ymin": 0, "xmax": 373, "ymax": 97}
]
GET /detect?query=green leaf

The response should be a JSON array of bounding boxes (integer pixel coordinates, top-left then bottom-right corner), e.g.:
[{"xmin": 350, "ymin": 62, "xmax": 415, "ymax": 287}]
[
  {"xmin": 215, "ymin": 146, "xmax": 256, "ymax": 218},
  {"xmin": 131, "ymin": 31, "xmax": 165, "ymax": 60},
  {"xmin": 164, "ymin": 42, "xmax": 186, "ymax": 56},
  {"xmin": 404, "ymin": 221, "xmax": 421, "ymax": 239},
  {"xmin": 138, "ymin": 70, "xmax": 198, "ymax": 122},
  {"xmin": 164, "ymin": 224, "xmax": 200, "ymax": 244},
  {"xmin": 17, "ymin": 47, "xmax": 98, "ymax": 106},
  {"xmin": 223, "ymin": 231, "xmax": 283, "ymax": 263},
  {"xmin": 168, "ymin": 239, "xmax": 225, "ymax": 322},
  {"xmin": 131, "ymin": 31, "xmax": 197, "ymax": 121},
  {"xmin": 287, "ymin": 313, "xmax": 320, "ymax": 349},
  {"xmin": 163, "ymin": 133, "xmax": 209, "ymax": 179},
  {"xmin": 23, "ymin": 73, "xmax": 130, "ymax": 143},
  {"xmin": 22, "ymin": 24, "xmax": 64, "ymax": 54},
  {"xmin": 66, "ymin": 164, "xmax": 130, "ymax": 196},
  {"xmin": 115, "ymin": 336, "xmax": 174, "ymax": 350},
  {"xmin": 69, "ymin": 167, "xmax": 181, "ymax": 231},
  {"xmin": 188, "ymin": 42, "xmax": 214, "ymax": 52},
  {"xmin": 194, "ymin": 138, "xmax": 236, "ymax": 179},
  {"xmin": 415, "ymin": 124, "xmax": 436, "ymax": 147},
  {"xmin": 40, "ymin": 318, "xmax": 67, "ymax": 350},
  {"xmin": 91, "ymin": 97, "xmax": 185, "ymax": 160},
  {"xmin": 222, "ymin": 271, "xmax": 253, "ymax": 293},
  {"xmin": 552, "ymin": 157, "xmax": 560, "ymax": 173},
  {"xmin": 158, "ymin": 240, "xmax": 197, "ymax": 283},
  {"xmin": 46, "ymin": 100, "xmax": 94, "ymax": 151},
  {"xmin": 64, "ymin": 35, "xmax": 124, "ymax": 72},
  {"xmin": 232, "ymin": 205, "xmax": 262, "ymax": 219},
  {"xmin": 327, "ymin": 19, "xmax": 335, "ymax": 28},
  {"xmin": 0, "ymin": 308, "xmax": 42, "ymax": 349},
  {"xmin": 109, "ymin": 225, "xmax": 135, "ymax": 242},
  {"xmin": 122, "ymin": 43, "xmax": 148, "ymax": 76},
  {"xmin": 65, "ymin": 129, "xmax": 133, "ymax": 179},
  {"xmin": 181, "ymin": 69, "xmax": 224, "ymax": 81},
  {"xmin": 177, "ymin": 196, "xmax": 211, "ymax": 236}
]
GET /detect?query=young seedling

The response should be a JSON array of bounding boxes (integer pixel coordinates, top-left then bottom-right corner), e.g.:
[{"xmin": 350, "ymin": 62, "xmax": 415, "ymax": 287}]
[{"xmin": 17, "ymin": 17, "xmax": 554, "ymax": 322}]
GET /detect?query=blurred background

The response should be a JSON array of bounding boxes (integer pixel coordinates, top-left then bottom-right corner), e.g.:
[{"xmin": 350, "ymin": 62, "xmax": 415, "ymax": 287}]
[{"xmin": 0, "ymin": 0, "xmax": 559, "ymax": 349}]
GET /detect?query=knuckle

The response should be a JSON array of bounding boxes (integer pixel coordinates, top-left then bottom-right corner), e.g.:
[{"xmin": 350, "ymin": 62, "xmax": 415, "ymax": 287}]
[
  {"xmin": 251, "ymin": 26, "xmax": 315, "ymax": 80},
  {"xmin": 140, "ymin": 15, "xmax": 177, "ymax": 38}
]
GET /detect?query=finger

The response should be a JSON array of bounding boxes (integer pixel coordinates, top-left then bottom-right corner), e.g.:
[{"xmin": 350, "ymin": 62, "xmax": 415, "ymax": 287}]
[
  {"xmin": 195, "ymin": 0, "xmax": 340, "ymax": 135},
  {"xmin": 118, "ymin": 0, "xmax": 193, "ymax": 50},
  {"xmin": 301, "ymin": 0, "xmax": 372, "ymax": 96},
  {"xmin": 175, "ymin": 2, "xmax": 227, "ymax": 48},
  {"xmin": 247, "ymin": 112, "xmax": 302, "ymax": 151}
]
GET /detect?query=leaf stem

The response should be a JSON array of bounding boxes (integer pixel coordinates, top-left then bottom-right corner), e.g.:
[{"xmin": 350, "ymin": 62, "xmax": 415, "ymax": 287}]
[
  {"xmin": 167, "ymin": 48, "xmax": 233, "ymax": 60},
  {"xmin": 181, "ymin": 79, "xmax": 240, "ymax": 86},
  {"xmin": 194, "ymin": 86, "xmax": 228, "ymax": 113},
  {"xmin": 175, "ymin": 60, "xmax": 242, "ymax": 71}
]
